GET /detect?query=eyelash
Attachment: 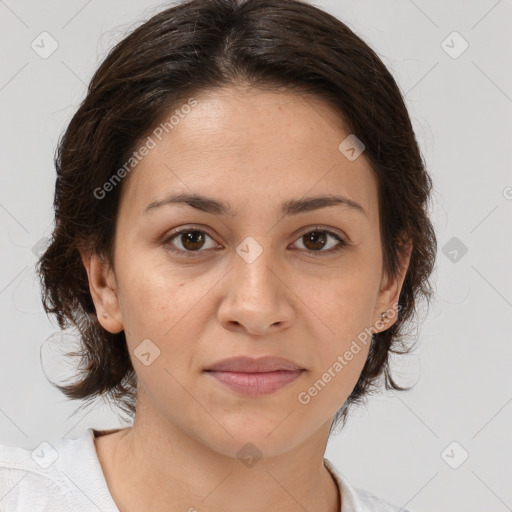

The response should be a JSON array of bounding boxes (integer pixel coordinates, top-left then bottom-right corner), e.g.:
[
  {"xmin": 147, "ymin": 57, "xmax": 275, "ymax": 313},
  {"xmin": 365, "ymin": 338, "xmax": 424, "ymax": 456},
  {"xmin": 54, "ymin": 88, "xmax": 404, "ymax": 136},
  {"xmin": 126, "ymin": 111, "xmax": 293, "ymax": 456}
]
[{"xmin": 162, "ymin": 225, "xmax": 348, "ymax": 258}]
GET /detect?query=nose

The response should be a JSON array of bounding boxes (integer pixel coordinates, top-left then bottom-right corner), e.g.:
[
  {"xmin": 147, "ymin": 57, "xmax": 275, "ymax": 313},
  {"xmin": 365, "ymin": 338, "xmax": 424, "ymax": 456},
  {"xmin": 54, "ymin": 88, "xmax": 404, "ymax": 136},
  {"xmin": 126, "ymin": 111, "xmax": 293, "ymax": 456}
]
[{"xmin": 217, "ymin": 240, "xmax": 296, "ymax": 336}]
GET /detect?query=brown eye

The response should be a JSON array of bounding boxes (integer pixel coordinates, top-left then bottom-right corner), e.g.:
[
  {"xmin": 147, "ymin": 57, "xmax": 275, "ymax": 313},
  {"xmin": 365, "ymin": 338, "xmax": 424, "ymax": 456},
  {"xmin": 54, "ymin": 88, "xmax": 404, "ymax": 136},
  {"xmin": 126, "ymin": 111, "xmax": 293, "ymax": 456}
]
[
  {"xmin": 163, "ymin": 226, "xmax": 347, "ymax": 258},
  {"xmin": 178, "ymin": 231, "xmax": 207, "ymax": 251},
  {"xmin": 302, "ymin": 231, "xmax": 328, "ymax": 251},
  {"xmin": 292, "ymin": 228, "xmax": 347, "ymax": 254},
  {"xmin": 164, "ymin": 229, "xmax": 218, "ymax": 255}
]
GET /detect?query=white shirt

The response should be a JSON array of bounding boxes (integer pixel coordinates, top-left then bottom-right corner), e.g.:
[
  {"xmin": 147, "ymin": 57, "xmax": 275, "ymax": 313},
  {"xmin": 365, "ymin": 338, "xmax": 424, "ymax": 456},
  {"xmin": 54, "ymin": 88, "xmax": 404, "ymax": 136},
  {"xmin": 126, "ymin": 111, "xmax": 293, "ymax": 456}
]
[{"xmin": 0, "ymin": 428, "xmax": 413, "ymax": 512}]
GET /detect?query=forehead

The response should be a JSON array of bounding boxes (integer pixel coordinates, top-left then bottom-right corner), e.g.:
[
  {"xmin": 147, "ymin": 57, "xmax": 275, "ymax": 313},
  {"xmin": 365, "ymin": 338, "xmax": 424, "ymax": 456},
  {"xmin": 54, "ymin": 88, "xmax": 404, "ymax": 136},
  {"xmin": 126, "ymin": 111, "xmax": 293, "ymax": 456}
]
[{"xmin": 118, "ymin": 86, "xmax": 379, "ymax": 222}]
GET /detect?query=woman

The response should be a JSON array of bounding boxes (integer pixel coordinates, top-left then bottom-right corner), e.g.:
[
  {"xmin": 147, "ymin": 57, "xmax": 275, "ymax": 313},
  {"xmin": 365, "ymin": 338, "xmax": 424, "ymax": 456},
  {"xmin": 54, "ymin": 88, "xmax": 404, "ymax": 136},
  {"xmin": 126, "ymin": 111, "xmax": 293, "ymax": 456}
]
[{"xmin": 0, "ymin": 0, "xmax": 436, "ymax": 510}]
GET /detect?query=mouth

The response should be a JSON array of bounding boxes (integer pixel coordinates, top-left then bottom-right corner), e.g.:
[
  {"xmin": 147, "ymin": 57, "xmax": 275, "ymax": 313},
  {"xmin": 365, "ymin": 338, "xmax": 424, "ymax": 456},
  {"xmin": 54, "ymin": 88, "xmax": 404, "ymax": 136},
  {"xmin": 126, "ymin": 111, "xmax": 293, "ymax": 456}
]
[
  {"xmin": 204, "ymin": 369, "xmax": 305, "ymax": 397},
  {"xmin": 203, "ymin": 355, "xmax": 306, "ymax": 397},
  {"xmin": 204, "ymin": 355, "xmax": 304, "ymax": 373}
]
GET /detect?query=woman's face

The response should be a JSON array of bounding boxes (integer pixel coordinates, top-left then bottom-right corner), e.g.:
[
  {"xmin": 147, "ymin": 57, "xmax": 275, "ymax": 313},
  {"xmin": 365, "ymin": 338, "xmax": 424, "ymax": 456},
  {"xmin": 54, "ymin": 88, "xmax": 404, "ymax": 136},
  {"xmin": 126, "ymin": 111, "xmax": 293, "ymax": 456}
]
[{"xmin": 88, "ymin": 86, "xmax": 409, "ymax": 457}]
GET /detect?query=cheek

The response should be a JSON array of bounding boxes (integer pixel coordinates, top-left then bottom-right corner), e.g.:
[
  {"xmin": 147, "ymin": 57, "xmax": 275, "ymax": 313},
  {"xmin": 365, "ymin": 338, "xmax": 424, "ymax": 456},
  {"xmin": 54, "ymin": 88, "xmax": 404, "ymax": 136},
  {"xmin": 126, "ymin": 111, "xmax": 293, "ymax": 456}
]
[
  {"xmin": 296, "ymin": 337, "xmax": 370, "ymax": 422},
  {"xmin": 114, "ymin": 250, "xmax": 177, "ymax": 341},
  {"xmin": 304, "ymin": 259, "xmax": 380, "ymax": 335},
  {"xmin": 297, "ymin": 254, "xmax": 379, "ymax": 386},
  {"xmin": 300, "ymin": 307, "xmax": 372, "ymax": 416},
  {"xmin": 116, "ymin": 256, "xmax": 212, "ymax": 366}
]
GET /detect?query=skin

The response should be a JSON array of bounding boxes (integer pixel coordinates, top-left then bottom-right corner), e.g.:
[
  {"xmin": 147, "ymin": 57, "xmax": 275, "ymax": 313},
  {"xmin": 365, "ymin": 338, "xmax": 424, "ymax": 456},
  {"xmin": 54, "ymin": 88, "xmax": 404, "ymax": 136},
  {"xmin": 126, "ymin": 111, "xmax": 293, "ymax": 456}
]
[{"xmin": 81, "ymin": 85, "xmax": 412, "ymax": 512}]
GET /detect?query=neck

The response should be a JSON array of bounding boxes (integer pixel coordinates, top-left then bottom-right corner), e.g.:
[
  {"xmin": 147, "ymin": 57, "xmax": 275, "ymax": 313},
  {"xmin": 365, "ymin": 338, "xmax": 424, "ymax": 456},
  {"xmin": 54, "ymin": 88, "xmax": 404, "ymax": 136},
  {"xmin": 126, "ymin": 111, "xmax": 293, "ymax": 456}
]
[{"xmin": 96, "ymin": 396, "xmax": 341, "ymax": 512}]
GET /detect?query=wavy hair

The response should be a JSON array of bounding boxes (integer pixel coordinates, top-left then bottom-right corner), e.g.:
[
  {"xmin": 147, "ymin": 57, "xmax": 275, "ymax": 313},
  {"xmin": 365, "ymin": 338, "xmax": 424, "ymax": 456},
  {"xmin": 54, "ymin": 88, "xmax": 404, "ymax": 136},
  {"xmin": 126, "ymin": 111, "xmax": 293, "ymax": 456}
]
[{"xmin": 37, "ymin": 0, "xmax": 437, "ymax": 432}]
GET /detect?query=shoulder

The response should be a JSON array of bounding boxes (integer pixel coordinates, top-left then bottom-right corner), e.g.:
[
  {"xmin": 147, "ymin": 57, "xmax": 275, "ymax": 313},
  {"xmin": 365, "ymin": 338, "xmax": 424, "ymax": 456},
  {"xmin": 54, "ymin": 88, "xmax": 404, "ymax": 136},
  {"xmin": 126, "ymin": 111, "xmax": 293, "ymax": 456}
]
[
  {"xmin": 351, "ymin": 486, "xmax": 414, "ymax": 512},
  {"xmin": 0, "ymin": 442, "xmax": 71, "ymax": 511},
  {"xmin": 0, "ymin": 429, "xmax": 111, "ymax": 512},
  {"xmin": 324, "ymin": 457, "xmax": 414, "ymax": 512}
]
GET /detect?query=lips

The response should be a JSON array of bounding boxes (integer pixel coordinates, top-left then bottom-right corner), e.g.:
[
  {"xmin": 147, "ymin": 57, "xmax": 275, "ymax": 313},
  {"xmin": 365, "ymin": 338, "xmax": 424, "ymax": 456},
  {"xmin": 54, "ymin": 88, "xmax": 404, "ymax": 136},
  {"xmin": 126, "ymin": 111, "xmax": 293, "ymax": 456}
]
[
  {"xmin": 204, "ymin": 355, "xmax": 304, "ymax": 373},
  {"xmin": 204, "ymin": 356, "xmax": 305, "ymax": 397}
]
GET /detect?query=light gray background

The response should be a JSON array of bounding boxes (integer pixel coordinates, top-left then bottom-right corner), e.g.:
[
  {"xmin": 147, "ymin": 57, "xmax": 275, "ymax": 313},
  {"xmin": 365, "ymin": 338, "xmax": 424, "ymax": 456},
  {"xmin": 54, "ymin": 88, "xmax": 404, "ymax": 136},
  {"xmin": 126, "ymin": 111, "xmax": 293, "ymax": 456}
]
[{"xmin": 1, "ymin": 1, "xmax": 511, "ymax": 511}]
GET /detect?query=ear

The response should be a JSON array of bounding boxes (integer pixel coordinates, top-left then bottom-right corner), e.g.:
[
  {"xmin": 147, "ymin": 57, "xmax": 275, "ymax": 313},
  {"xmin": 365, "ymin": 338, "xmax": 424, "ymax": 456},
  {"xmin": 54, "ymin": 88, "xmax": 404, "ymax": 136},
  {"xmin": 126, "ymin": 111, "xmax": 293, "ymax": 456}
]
[
  {"xmin": 80, "ymin": 250, "xmax": 124, "ymax": 334},
  {"xmin": 373, "ymin": 235, "xmax": 413, "ymax": 332}
]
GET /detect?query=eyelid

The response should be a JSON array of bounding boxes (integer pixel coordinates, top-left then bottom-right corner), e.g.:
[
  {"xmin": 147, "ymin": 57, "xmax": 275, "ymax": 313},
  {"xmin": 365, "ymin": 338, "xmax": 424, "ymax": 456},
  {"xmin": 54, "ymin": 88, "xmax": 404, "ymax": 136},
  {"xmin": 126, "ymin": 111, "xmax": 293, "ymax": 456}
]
[{"xmin": 295, "ymin": 224, "xmax": 347, "ymax": 241}]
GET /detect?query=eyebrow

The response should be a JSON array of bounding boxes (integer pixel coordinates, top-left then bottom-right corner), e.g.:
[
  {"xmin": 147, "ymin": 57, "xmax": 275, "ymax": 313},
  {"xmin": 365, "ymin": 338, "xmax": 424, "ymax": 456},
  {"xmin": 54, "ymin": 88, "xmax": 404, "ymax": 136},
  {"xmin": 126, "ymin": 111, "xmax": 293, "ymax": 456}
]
[{"xmin": 142, "ymin": 193, "xmax": 367, "ymax": 218}]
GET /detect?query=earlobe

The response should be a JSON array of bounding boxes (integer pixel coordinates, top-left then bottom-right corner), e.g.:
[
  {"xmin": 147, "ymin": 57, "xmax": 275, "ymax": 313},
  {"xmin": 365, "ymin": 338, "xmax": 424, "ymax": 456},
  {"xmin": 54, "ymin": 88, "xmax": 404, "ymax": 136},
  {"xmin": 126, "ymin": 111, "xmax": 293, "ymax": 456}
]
[{"xmin": 80, "ymin": 249, "xmax": 124, "ymax": 334}]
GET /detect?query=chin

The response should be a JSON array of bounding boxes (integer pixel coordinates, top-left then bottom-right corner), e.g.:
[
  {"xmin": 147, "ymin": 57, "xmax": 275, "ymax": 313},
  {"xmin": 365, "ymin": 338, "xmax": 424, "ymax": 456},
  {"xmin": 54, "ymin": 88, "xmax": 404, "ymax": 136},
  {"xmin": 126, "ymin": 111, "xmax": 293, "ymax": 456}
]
[{"xmin": 203, "ymin": 419, "xmax": 309, "ymax": 461}]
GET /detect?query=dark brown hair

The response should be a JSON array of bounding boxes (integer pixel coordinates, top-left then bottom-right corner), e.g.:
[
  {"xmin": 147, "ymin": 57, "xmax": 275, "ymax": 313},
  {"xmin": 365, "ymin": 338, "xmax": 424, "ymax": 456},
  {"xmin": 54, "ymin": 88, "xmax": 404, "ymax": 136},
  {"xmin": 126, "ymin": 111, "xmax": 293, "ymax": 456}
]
[{"xmin": 37, "ymin": 0, "xmax": 437, "ymax": 432}]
